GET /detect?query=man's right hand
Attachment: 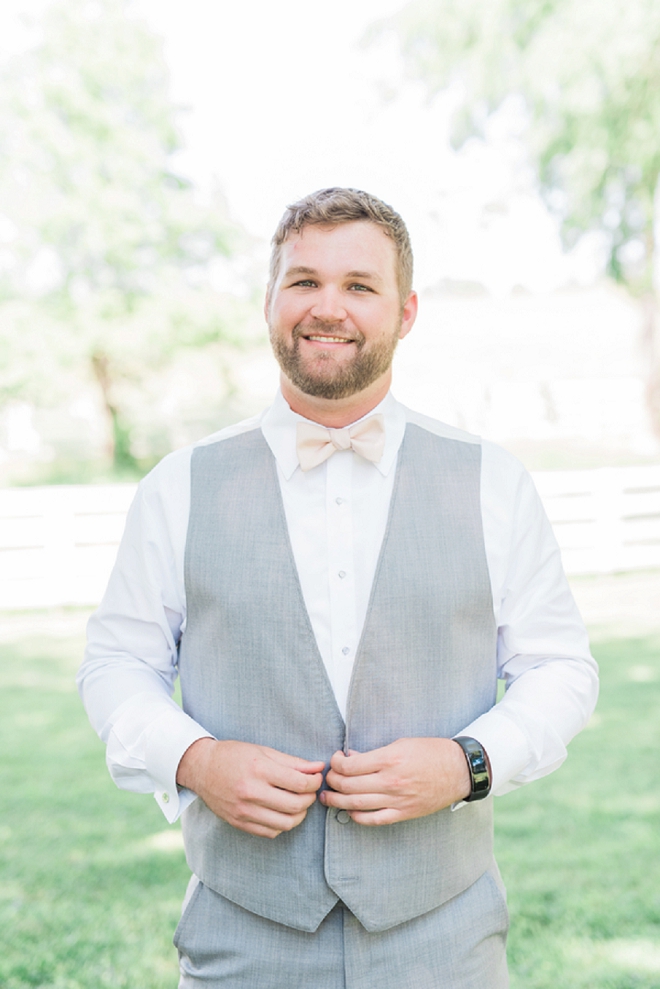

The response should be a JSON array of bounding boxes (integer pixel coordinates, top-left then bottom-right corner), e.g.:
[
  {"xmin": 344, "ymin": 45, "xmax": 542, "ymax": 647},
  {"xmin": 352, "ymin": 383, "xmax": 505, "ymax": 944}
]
[{"xmin": 176, "ymin": 738, "xmax": 325, "ymax": 839}]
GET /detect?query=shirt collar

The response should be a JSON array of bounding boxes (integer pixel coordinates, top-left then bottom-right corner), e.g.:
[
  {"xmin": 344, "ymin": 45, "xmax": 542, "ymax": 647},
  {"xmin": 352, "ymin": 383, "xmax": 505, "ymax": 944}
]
[{"xmin": 260, "ymin": 389, "xmax": 406, "ymax": 481}]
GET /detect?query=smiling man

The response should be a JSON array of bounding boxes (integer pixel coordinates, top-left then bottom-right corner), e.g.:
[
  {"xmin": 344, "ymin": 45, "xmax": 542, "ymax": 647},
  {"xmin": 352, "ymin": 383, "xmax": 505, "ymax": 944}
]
[
  {"xmin": 79, "ymin": 187, "xmax": 598, "ymax": 988},
  {"xmin": 267, "ymin": 219, "xmax": 416, "ymax": 410}
]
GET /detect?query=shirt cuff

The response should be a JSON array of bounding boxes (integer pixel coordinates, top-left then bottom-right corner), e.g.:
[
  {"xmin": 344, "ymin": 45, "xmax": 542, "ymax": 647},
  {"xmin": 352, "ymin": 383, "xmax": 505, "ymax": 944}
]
[
  {"xmin": 144, "ymin": 708, "xmax": 214, "ymax": 823},
  {"xmin": 452, "ymin": 706, "xmax": 532, "ymax": 802}
]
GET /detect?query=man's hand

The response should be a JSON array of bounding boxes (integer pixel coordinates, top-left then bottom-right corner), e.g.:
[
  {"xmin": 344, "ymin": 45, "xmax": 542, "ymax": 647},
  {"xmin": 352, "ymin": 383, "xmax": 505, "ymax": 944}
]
[
  {"xmin": 176, "ymin": 738, "xmax": 325, "ymax": 839},
  {"xmin": 320, "ymin": 737, "xmax": 471, "ymax": 826}
]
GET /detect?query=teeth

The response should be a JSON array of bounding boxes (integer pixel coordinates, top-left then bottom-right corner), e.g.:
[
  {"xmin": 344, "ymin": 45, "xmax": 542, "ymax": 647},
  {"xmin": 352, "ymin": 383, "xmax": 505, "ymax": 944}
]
[{"xmin": 306, "ymin": 335, "xmax": 351, "ymax": 343}]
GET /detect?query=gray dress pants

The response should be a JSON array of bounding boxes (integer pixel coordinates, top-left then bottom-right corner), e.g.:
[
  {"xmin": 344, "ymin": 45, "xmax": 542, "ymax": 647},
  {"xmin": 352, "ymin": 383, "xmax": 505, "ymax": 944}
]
[{"xmin": 175, "ymin": 864, "xmax": 509, "ymax": 989}]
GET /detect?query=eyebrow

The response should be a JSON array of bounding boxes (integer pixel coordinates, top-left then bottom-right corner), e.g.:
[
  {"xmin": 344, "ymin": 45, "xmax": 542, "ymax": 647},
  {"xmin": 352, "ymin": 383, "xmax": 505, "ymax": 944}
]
[
  {"xmin": 346, "ymin": 270, "xmax": 383, "ymax": 283},
  {"xmin": 283, "ymin": 266, "xmax": 383, "ymax": 283},
  {"xmin": 284, "ymin": 267, "xmax": 317, "ymax": 277}
]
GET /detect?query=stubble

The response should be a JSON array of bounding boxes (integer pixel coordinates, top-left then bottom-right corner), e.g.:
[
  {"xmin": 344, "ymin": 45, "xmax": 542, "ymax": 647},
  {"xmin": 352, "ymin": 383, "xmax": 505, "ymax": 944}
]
[{"xmin": 270, "ymin": 320, "xmax": 401, "ymax": 400}]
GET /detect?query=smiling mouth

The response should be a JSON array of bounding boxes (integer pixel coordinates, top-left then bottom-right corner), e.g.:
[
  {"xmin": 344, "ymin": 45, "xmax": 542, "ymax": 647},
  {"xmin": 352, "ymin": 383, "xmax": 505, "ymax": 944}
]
[{"xmin": 305, "ymin": 334, "xmax": 354, "ymax": 344}]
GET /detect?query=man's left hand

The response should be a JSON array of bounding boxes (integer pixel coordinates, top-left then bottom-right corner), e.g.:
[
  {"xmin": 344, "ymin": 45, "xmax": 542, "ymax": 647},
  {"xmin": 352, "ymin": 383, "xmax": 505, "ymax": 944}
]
[{"xmin": 320, "ymin": 738, "xmax": 471, "ymax": 825}]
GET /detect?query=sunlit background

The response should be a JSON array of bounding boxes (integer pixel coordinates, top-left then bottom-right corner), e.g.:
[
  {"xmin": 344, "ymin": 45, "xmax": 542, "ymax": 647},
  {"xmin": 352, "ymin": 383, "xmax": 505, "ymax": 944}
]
[
  {"xmin": 2, "ymin": 3, "xmax": 660, "ymax": 987},
  {"xmin": 2, "ymin": 0, "xmax": 660, "ymax": 483}
]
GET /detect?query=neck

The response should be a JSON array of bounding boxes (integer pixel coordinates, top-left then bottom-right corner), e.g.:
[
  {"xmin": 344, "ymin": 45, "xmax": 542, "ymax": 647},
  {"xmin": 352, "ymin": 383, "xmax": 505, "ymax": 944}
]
[{"xmin": 280, "ymin": 372, "xmax": 391, "ymax": 427}]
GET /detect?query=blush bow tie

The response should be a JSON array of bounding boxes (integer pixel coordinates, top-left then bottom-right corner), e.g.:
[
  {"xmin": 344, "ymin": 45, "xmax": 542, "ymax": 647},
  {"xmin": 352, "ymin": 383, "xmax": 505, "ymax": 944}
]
[{"xmin": 296, "ymin": 415, "xmax": 386, "ymax": 472}]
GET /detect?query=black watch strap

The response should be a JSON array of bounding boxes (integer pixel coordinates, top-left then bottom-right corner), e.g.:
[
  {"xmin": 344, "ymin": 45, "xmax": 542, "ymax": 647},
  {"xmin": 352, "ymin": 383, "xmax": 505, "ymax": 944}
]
[{"xmin": 453, "ymin": 736, "xmax": 491, "ymax": 802}]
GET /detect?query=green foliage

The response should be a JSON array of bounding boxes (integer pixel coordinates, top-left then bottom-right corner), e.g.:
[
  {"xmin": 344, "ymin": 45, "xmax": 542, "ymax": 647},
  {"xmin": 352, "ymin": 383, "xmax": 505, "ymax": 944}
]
[
  {"xmin": 387, "ymin": 0, "xmax": 660, "ymax": 293},
  {"xmin": 1, "ymin": 614, "xmax": 659, "ymax": 986},
  {"xmin": 0, "ymin": 0, "xmax": 253, "ymax": 470}
]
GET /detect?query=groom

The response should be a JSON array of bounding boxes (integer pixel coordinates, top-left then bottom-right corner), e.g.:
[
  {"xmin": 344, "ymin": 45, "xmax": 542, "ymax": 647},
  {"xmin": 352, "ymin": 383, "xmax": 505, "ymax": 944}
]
[{"xmin": 79, "ymin": 187, "xmax": 598, "ymax": 988}]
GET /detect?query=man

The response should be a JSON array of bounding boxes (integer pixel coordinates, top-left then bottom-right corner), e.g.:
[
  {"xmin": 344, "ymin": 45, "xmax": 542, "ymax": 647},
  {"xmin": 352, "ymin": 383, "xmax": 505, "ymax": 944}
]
[{"xmin": 79, "ymin": 187, "xmax": 598, "ymax": 988}]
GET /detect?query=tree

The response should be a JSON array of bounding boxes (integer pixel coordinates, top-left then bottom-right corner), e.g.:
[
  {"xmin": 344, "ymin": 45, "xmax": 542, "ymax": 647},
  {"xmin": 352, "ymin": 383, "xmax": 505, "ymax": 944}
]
[
  {"xmin": 380, "ymin": 0, "xmax": 660, "ymax": 430},
  {"xmin": 0, "ymin": 0, "xmax": 248, "ymax": 471}
]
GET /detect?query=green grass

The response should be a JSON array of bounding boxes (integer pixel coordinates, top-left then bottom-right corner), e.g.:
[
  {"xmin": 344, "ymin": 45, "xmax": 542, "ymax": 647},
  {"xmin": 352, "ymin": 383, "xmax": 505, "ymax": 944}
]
[
  {"xmin": 0, "ymin": 624, "xmax": 188, "ymax": 989},
  {"xmin": 1, "ymin": 617, "xmax": 659, "ymax": 987},
  {"xmin": 498, "ymin": 634, "xmax": 660, "ymax": 988}
]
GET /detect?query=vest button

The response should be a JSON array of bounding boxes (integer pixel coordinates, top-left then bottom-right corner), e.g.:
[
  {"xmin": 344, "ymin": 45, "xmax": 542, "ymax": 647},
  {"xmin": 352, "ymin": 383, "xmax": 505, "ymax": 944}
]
[{"xmin": 336, "ymin": 810, "xmax": 350, "ymax": 824}]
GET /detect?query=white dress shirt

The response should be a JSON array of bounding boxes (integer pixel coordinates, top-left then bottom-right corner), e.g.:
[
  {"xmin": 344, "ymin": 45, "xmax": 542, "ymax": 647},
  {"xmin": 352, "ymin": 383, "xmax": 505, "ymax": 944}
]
[{"xmin": 78, "ymin": 391, "xmax": 598, "ymax": 824}]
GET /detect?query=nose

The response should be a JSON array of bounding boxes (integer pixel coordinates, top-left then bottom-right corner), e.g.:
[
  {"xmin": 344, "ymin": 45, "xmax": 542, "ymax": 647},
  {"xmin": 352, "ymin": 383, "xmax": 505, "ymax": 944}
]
[{"xmin": 310, "ymin": 286, "xmax": 347, "ymax": 323}]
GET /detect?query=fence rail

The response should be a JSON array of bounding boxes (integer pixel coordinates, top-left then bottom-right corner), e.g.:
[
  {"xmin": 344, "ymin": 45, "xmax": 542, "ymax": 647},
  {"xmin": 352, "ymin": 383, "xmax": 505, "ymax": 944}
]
[
  {"xmin": 532, "ymin": 465, "xmax": 660, "ymax": 576},
  {"xmin": 0, "ymin": 484, "xmax": 137, "ymax": 610},
  {"xmin": 1, "ymin": 466, "xmax": 660, "ymax": 610}
]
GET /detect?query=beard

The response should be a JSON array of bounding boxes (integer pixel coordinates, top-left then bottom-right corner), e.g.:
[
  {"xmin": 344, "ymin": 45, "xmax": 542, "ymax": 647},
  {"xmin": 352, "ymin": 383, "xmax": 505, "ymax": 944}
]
[{"xmin": 270, "ymin": 319, "xmax": 401, "ymax": 400}]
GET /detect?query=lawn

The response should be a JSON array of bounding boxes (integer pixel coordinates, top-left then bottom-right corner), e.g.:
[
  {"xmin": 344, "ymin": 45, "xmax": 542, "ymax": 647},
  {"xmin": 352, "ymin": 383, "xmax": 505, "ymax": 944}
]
[
  {"xmin": 498, "ymin": 632, "xmax": 660, "ymax": 988},
  {"xmin": 0, "ymin": 619, "xmax": 188, "ymax": 989},
  {"xmin": 1, "ymin": 615, "xmax": 659, "ymax": 988}
]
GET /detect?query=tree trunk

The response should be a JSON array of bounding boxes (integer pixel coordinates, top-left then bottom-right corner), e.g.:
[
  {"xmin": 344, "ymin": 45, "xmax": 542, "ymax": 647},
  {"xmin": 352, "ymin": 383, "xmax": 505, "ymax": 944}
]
[
  {"xmin": 641, "ymin": 294, "xmax": 660, "ymax": 439},
  {"xmin": 90, "ymin": 350, "xmax": 138, "ymax": 471}
]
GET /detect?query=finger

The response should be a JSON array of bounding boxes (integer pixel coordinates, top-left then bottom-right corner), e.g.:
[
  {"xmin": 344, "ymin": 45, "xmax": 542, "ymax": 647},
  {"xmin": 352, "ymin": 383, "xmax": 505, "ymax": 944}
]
[
  {"xmin": 231, "ymin": 802, "xmax": 311, "ymax": 836},
  {"xmin": 330, "ymin": 747, "xmax": 388, "ymax": 776},
  {"xmin": 266, "ymin": 748, "xmax": 326, "ymax": 774},
  {"xmin": 321, "ymin": 789, "xmax": 392, "ymax": 812},
  {"xmin": 234, "ymin": 773, "xmax": 319, "ymax": 817},
  {"xmin": 325, "ymin": 768, "xmax": 386, "ymax": 794},
  {"xmin": 228, "ymin": 781, "xmax": 316, "ymax": 824},
  {"xmin": 255, "ymin": 785, "xmax": 318, "ymax": 816},
  {"xmin": 274, "ymin": 768, "xmax": 324, "ymax": 795},
  {"xmin": 260, "ymin": 759, "xmax": 324, "ymax": 795}
]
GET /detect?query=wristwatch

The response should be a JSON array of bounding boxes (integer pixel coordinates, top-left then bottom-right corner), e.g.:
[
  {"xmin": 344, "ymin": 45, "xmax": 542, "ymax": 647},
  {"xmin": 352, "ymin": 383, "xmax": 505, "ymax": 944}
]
[{"xmin": 453, "ymin": 736, "xmax": 491, "ymax": 802}]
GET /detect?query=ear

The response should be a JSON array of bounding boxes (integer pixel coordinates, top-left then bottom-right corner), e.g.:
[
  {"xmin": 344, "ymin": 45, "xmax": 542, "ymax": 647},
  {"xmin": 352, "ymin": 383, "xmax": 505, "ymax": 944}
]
[
  {"xmin": 398, "ymin": 290, "xmax": 418, "ymax": 341},
  {"xmin": 264, "ymin": 288, "xmax": 271, "ymax": 322}
]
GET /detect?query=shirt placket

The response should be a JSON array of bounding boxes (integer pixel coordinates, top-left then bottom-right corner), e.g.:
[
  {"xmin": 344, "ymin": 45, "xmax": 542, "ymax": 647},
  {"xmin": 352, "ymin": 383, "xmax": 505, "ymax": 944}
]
[{"xmin": 325, "ymin": 450, "xmax": 357, "ymax": 719}]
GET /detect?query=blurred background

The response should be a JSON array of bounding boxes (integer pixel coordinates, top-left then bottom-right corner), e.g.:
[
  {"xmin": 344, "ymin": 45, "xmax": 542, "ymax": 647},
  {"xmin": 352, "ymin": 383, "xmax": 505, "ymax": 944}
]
[
  {"xmin": 1, "ymin": 1, "xmax": 660, "ymax": 987},
  {"xmin": 2, "ymin": 0, "xmax": 660, "ymax": 484}
]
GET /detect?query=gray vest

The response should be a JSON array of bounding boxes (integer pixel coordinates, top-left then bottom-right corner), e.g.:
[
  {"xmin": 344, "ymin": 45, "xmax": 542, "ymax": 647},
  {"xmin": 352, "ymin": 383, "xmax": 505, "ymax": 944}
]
[{"xmin": 179, "ymin": 422, "xmax": 497, "ymax": 933}]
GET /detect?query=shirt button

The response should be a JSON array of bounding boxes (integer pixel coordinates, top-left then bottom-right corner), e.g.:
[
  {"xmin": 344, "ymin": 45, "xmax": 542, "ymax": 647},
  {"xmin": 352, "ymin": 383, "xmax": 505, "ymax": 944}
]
[
  {"xmin": 338, "ymin": 570, "xmax": 346, "ymax": 579},
  {"xmin": 162, "ymin": 792, "xmax": 170, "ymax": 804},
  {"xmin": 336, "ymin": 810, "xmax": 350, "ymax": 824},
  {"xmin": 342, "ymin": 646, "xmax": 350, "ymax": 656},
  {"xmin": 335, "ymin": 497, "xmax": 344, "ymax": 505}
]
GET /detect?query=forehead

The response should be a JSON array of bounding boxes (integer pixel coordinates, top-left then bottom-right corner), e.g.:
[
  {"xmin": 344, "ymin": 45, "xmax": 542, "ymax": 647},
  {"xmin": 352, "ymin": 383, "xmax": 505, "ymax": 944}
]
[{"xmin": 278, "ymin": 221, "xmax": 397, "ymax": 281}]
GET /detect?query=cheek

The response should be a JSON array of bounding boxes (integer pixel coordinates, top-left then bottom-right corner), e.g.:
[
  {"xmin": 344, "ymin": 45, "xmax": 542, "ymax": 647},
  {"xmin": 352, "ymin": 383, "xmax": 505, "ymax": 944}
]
[{"xmin": 270, "ymin": 298, "xmax": 302, "ymax": 329}]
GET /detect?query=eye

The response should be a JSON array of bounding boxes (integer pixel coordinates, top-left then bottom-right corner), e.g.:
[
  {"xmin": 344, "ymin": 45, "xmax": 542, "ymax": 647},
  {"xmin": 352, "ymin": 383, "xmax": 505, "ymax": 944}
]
[
  {"xmin": 293, "ymin": 279, "xmax": 317, "ymax": 288},
  {"xmin": 348, "ymin": 283, "xmax": 373, "ymax": 292}
]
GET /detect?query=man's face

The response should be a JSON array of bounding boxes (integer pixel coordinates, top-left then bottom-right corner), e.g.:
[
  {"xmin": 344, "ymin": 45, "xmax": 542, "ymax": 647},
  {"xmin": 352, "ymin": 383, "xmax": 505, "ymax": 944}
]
[{"xmin": 266, "ymin": 221, "xmax": 416, "ymax": 401}]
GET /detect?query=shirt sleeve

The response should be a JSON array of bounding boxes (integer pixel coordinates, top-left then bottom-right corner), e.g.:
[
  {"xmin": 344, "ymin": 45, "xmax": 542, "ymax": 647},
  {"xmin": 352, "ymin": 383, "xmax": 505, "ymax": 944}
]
[
  {"xmin": 458, "ymin": 442, "xmax": 599, "ymax": 797},
  {"xmin": 77, "ymin": 447, "xmax": 213, "ymax": 824}
]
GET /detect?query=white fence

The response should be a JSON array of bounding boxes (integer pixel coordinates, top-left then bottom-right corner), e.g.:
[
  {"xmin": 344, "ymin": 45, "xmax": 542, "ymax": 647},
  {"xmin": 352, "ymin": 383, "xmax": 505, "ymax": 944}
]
[
  {"xmin": 533, "ymin": 465, "xmax": 660, "ymax": 576},
  {"xmin": 0, "ymin": 483, "xmax": 137, "ymax": 610},
  {"xmin": 1, "ymin": 466, "xmax": 660, "ymax": 610}
]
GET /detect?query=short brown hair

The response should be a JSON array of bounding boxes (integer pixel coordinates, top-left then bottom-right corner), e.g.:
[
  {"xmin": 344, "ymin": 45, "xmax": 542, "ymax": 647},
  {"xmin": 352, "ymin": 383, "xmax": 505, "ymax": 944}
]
[{"xmin": 269, "ymin": 187, "xmax": 413, "ymax": 304}]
